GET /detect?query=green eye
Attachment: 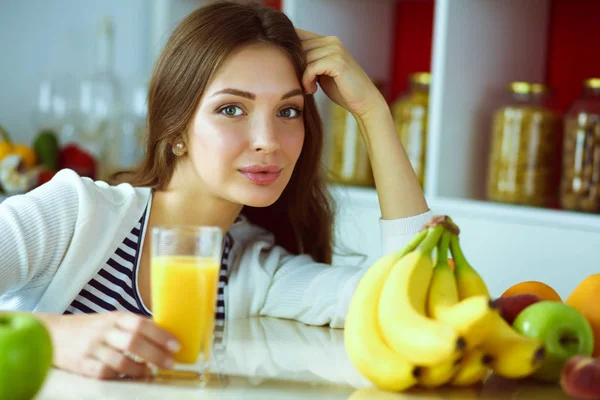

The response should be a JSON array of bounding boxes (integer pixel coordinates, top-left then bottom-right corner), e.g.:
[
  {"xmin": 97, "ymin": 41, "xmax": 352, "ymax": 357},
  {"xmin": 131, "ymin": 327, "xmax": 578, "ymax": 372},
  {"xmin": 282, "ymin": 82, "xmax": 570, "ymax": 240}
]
[
  {"xmin": 220, "ymin": 106, "xmax": 243, "ymax": 117},
  {"xmin": 278, "ymin": 107, "xmax": 301, "ymax": 118}
]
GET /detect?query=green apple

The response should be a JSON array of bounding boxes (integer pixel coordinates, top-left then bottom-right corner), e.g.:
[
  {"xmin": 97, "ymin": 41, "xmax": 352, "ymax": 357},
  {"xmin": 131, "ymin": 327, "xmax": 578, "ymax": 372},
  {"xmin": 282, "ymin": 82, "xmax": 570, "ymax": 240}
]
[
  {"xmin": 512, "ymin": 301, "xmax": 594, "ymax": 383},
  {"xmin": 0, "ymin": 312, "xmax": 53, "ymax": 400}
]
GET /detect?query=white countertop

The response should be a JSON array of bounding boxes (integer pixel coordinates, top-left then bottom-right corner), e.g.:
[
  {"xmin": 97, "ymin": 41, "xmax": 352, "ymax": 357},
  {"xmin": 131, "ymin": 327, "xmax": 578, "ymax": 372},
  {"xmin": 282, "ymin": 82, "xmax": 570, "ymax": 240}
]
[{"xmin": 37, "ymin": 317, "xmax": 571, "ymax": 399}]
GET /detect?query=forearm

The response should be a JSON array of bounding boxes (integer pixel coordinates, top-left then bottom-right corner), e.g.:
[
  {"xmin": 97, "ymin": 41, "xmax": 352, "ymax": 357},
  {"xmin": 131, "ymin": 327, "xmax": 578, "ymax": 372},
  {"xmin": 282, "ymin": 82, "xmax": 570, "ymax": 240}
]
[{"xmin": 355, "ymin": 96, "xmax": 430, "ymax": 220}]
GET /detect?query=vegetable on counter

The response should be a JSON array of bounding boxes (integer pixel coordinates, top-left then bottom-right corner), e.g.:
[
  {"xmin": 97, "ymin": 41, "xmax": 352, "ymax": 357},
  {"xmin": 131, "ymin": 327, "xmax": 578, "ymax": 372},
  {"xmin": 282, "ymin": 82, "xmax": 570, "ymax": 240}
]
[{"xmin": 0, "ymin": 125, "xmax": 37, "ymax": 168}]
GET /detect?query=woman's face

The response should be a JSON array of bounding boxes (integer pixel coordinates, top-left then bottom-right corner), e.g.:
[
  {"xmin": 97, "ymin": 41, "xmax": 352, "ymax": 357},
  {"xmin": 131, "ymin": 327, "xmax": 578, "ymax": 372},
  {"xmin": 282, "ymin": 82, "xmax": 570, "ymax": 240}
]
[{"xmin": 184, "ymin": 43, "xmax": 305, "ymax": 207}]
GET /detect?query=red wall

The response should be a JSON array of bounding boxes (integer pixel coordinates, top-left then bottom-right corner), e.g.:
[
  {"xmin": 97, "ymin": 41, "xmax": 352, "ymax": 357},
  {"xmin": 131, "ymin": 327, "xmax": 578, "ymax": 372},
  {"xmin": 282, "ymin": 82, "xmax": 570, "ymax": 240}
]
[
  {"xmin": 264, "ymin": 0, "xmax": 282, "ymax": 10},
  {"xmin": 389, "ymin": 0, "xmax": 435, "ymax": 103},
  {"xmin": 545, "ymin": 0, "xmax": 600, "ymax": 113}
]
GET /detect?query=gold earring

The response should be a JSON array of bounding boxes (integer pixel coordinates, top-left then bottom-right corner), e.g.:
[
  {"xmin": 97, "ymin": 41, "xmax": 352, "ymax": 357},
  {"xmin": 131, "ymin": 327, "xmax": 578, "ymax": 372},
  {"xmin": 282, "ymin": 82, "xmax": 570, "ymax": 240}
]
[{"xmin": 172, "ymin": 142, "xmax": 186, "ymax": 156}]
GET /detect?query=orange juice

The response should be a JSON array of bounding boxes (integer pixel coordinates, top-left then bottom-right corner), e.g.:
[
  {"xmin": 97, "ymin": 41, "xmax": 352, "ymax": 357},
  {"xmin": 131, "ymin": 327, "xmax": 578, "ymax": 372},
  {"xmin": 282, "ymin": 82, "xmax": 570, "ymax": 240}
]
[{"xmin": 151, "ymin": 255, "xmax": 219, "ymax": 364}]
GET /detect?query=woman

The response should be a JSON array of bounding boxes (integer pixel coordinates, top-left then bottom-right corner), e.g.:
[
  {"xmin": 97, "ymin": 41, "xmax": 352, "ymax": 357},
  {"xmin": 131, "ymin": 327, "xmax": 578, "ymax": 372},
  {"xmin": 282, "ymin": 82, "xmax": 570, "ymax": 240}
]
[{"xmin": 0, "ymin": 0, "xmax": 431, "ymax": 380}]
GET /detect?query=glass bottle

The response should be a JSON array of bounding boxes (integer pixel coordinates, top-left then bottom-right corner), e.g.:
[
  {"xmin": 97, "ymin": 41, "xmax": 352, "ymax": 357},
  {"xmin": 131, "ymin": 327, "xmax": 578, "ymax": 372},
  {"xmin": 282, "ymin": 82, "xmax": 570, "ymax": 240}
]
[
  {"xmin": 391, "ymin": 72, "xmax": 430, "ymax": 188},
  {"xmin": 77, "ymin": 16, "xmax": 123, "ymax": 179},
  {"xmin": 560, "ymin": 78, "xmax": 600, "ymax": 213},
  {"xmin": 485, "ymin": 81, "xmax": 561, "ymax": 207}
]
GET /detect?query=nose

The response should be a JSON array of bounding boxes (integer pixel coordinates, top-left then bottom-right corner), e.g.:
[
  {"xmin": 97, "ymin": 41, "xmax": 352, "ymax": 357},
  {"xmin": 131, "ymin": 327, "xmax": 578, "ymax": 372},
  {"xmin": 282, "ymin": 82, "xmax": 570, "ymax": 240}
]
[{"xmin": 250, "ymin": 116, "xmax": 280, "ymax": 153}]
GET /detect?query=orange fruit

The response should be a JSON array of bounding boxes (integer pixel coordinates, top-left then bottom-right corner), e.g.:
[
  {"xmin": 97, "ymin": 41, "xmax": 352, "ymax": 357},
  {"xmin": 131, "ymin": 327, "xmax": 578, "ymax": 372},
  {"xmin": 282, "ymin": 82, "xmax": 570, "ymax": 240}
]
[
  {"xmin": 565, "ymin": 274, "xmax": 600, "ymax": 357},
  {"xmin": 501, "ymin": 280, "xmax": 562, "ymax": 302},
  {"xmin": 448, "ymin": 258, "xmax": 455, "ymax": 272}
]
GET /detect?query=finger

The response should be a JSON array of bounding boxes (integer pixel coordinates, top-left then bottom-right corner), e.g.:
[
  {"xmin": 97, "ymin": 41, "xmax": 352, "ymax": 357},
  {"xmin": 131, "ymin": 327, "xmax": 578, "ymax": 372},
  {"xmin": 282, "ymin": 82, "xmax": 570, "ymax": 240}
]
[
  {"xmin": 115, "ymin": 313, "xmax": 180, "ymax": 354},
  {"xmin": 305, "ymin": 45, "xmax": 339, "ymax": 64},
  {"xmin": 302, "ymin": 56, "xmax": 343, "ymax": 94},
  {"xmin": 300, "ymin": 36, "xmax": 338, "ymax": 52},
  {"xmin": 81, "ymin": 357, "xmax": 119, "ymax": 380},
  {"xmin": 105, "ymin": 327, "xmax": 174, "ymax": 370},
  {"xmin": 93, "ymin": 342, "xmax": 151, "ymax": 378},
  {"xmin": 295, "ymin": 28, "xmax": 323, "ymax": 40}
]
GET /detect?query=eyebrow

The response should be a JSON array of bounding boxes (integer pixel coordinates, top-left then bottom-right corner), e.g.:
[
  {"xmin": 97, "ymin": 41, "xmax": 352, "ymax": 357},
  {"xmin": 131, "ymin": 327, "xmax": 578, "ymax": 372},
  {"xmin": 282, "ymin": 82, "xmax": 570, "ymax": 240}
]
[{"xmin": 210, "ymin": 88, "xmax": 304, "ymax": 101}]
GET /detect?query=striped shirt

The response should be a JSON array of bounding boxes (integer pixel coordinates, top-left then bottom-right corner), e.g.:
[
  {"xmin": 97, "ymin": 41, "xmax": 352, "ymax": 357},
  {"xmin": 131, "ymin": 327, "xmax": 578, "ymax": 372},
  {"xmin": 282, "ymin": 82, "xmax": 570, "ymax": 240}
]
[{"xmin": 63, "ymin": 206, "xmax": 234, "ymax": 339}]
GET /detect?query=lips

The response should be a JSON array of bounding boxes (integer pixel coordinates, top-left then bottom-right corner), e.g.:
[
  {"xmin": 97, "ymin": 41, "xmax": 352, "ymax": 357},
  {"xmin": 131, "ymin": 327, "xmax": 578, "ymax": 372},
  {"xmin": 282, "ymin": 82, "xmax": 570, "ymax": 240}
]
[{"xmin": 239, "ymin": 165, "xmax": 282, "ymax": 185}]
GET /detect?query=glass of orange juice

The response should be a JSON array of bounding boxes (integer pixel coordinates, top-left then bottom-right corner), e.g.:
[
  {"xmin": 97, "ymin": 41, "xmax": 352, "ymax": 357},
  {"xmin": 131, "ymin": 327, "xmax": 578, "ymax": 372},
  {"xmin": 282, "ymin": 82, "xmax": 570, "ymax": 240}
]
[{"xmin": 150, "ymin": 225, "xmax": 222, "ymax": 380}]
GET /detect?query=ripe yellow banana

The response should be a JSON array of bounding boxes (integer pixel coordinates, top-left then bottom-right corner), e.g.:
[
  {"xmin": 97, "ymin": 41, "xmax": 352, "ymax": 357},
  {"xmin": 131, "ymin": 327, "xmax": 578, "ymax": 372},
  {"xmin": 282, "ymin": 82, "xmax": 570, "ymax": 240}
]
[
  {"xmin": 448, "ymin": 233, "xmax": 546, "ymax": 379},
  {"xmin": 479, "ymin": 312, "xmax": 546, "ymax": 378},
  {"xmin": 344, "ymin": 230, "xmax": 427, "ymax": 391},
  {"xmin": 450, "ymin": 347, "xmax": 491, "ymax": 386},
  {"xmin": 378, "ymin": 225, "xmax": 465, "ymax": 366},
  {"xmin": 427, "ymin": 232, "xmax": 496, "ymax": 350},
  {"xmin": 418, "ymin": 357, "xmax": 461, "ymax": 388},
  {"xmin": 448, "ymin": 234, "xmax": 490, "ymax": 299}
]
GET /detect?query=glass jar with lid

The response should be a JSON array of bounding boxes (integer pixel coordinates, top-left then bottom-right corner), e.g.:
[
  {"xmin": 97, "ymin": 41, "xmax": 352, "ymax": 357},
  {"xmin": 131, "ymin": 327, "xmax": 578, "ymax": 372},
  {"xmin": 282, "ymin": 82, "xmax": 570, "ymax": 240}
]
[
  {"xmin": 485, "ymin": 81, "xmax": 561, "ymax": 207},
  {"xmin": 326, "ymin": 80, "xmax": 384, "ymax": 187},
  {"xmin": 391, "ymin": 72, "xmax": 430, "ymax": 188},
  {"xmin": 560, "ymin": 78, "xmax": 600, "ymax": 213}
]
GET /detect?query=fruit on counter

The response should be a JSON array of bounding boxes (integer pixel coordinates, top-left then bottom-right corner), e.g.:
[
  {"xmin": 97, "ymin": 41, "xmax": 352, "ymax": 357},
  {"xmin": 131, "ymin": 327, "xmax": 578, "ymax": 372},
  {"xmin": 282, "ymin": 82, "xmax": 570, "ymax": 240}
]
[
  {"xmin": 345, "ymin": 215, "xmax": 549, "ymax": 393},
  {"xmin": 450, "ymin": 347, "xmax": 492, "ymax": 387},
  {"xmin": 502, "ymin": 280, "xmax": 562, "ymax": 302},
  {"xmin": 344, "ymin": 230, "xmax": 427, "ymax": 391},
  {"xmin": 378, "ymin": 225, "xmax": 465, "ymax": 366},
  {"xmin": 417, "ymin": 357, "xmax": 461, "ymax": 388},
  {"xmin": 560, "ymin": 355, "xmax": 600, "ymax": 399},
  {"xmin": 449, "ymin": 235, "xmax": 490, "ymax": 300},
  {"xmin": 449, "ymin": 234, "xmax": 546, "ymax": 379},
  {"xmin": 0, "ymin": 312, "xmax": 53, "ymax": 400},
  {"xmin": 0, "ymin": 154, "xmax": 42, "ymax": 195},
  {"xmin": 492, "ymin": 294, "xmax": 543, "ymax": 325},
  {"xmin": 566, "ymin": 274, "xmax": 600, "ymax": 357},
  {"xmin": 427, "ymin": 231, "xmax": 496, "ymax": 351},
  {"xmin": 512, "ymin": 301, "xmax": 595, "ymax": 383},
  {"xmin": 0, "ymin": 124, "xmax": 37, "ymax": 169},
  {"xmin": 58, "ymin": 143, "xmax": 97, "ymax": 180},
  {"xmin": 33, "ymin": 130, "xmax": 60, "ymax": 171}
]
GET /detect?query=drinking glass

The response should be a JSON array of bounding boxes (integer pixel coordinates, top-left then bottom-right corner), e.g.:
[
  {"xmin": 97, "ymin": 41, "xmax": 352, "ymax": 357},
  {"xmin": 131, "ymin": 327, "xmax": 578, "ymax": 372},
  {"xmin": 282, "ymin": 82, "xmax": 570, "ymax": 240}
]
[{"xmin": 150, "ymin": 225, "xmax": 222, "ymax": 381}]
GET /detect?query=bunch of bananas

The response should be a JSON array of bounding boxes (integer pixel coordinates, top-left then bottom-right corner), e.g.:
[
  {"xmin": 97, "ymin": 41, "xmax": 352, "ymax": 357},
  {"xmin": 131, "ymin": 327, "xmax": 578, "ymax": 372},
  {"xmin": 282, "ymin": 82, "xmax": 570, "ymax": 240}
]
[{"xmin": 344, "ymin": 215, "xmax": 546, "ymax": 392}]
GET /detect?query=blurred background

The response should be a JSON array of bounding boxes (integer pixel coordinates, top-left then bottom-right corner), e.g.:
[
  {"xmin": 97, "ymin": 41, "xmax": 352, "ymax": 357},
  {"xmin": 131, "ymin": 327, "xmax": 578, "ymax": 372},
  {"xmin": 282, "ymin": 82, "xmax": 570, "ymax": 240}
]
[{"xmin": 0, "ymin": 0, "xmax": 599, "ymax": 299}]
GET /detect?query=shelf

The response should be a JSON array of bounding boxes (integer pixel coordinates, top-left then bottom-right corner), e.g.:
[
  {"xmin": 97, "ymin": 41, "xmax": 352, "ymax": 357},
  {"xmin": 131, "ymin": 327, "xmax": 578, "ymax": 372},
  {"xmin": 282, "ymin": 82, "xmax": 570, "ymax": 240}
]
[
  {"xmin": 427, "ymin": 197, "xmax": 600, "ymax": 234},
  {"xmin": 328, "ymin": 184, "xmax": 600, "ymax": 233}
]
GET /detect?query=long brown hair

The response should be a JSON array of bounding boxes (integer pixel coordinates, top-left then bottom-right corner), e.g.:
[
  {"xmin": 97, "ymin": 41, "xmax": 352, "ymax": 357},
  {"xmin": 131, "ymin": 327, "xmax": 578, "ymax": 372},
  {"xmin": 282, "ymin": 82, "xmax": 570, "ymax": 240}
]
[{"xmin": 116, "ymin": 0, "xmax": 335, "ymax": 264}]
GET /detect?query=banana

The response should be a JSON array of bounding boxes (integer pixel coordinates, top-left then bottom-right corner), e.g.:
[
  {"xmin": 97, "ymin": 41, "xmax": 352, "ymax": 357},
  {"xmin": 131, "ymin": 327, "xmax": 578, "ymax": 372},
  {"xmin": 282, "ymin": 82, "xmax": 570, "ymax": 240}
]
[
  {"xmin": 344, "ymin": 230, "xmax": 427, "ymax": 391},
  {"xmin": 448, "ymin": 234, "xmax": 490, "ymax": 299},
  {"xmin": 427, "ymin": 233, "xmax": 497, "ymax": 350},
  {"xmin": 449, "ymin": 233, "xmax": 546, "ymax": 379},
  {"xmin": 378, "ymin": 225, "xmax": 465, "ymax": 366},
  {"xmin": 418, "ymin": 357, "xmax": 462, "ymax": 388},
  {"xmin": 450, "ymin": 347, "xmax": 492, "ymax": 386},
  {"xmin": 426, "ymin": 231, "xmax": 457, "ymax": 317},
  {"xmin": 479, "ymin": 312, "xmax": 546, "ymax": 379}
]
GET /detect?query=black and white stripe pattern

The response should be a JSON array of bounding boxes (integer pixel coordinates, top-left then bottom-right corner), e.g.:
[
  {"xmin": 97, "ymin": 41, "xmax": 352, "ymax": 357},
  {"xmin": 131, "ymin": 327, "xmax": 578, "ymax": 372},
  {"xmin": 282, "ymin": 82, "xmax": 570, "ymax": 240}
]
[
  {"xmin": 213, "ymin": 232, "xmax": 233, "ymax": 347},
  {"xmin": 64, "ymin": 209, "xmax": 150, "ymax": 316}
]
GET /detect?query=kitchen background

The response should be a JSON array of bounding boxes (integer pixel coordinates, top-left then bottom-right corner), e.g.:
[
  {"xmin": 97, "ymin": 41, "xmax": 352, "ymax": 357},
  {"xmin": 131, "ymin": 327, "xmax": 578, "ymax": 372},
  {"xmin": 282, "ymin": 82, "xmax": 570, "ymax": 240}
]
[{"xmin": 0, "ymin": 0, "xmax": 599, "ymax": 299}]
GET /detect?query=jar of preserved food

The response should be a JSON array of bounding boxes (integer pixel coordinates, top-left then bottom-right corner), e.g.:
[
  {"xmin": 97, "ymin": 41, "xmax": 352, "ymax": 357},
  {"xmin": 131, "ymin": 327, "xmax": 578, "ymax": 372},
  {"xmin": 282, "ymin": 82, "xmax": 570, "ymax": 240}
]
[
  {"xmin": 485, "ymin": 81, "xmax": 561, "ymax": 207},
  {"xmin": 391, "ymin": 72, "xmax": 430, "ymax": 188},
  {"xmin": 326, "ymin": 81, "xmax": 384, "ymax": 187},
  {"xmin": 560, "ymin": 78, "xmax": 600, "ymax": 213}
]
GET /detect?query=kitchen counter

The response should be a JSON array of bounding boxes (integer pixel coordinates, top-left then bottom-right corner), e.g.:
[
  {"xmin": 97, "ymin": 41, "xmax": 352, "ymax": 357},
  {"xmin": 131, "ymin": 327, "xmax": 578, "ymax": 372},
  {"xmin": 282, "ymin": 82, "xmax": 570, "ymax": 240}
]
[{"xmin": 38, "ymin": 317, "xmax": 571, "ymax": 399}]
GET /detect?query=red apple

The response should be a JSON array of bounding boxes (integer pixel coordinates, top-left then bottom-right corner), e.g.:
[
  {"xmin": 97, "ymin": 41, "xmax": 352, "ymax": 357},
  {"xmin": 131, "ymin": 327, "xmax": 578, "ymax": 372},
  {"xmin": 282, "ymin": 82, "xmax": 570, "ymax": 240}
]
[
  {"xmin": 491, "ymin": 294, "xmax": 543, "ymax": 325},
  {"xmin": 560, "ymin": 355, "xmax": 600, "ymax": 399}
]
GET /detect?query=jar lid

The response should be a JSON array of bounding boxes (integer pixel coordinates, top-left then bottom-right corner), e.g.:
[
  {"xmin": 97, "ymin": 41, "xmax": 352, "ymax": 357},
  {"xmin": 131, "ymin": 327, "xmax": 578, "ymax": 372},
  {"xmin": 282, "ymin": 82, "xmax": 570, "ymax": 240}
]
[
  {"xmin": 530, "ymin": 83, "xmax": 550, "ymax": 94},
  {"xmin": 409, "ymin": 72, "xmax": 431, "ymax": 86},
  {"xmin": 507, "ymin": 81, "xmax": 531, "ymax": 94},
  {"xmin": 583, "ymin": 78, "xmax": 600, "ymax": 89}
]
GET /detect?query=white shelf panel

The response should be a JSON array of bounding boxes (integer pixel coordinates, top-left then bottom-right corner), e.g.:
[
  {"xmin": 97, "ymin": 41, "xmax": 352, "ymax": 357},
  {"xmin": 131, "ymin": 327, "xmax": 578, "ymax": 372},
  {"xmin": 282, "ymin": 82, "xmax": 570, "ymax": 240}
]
[{"xmin": 426, "ymin": 0, "xmax": 552, "ymax": 199}]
